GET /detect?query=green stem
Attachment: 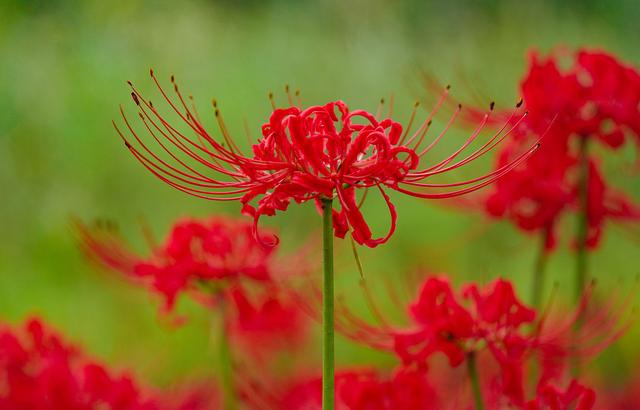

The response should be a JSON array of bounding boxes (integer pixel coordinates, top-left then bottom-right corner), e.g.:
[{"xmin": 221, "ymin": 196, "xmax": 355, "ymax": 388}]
[
  {"xmin": 575, "ymin": 137, "xmax": 590, "ymax": 303},
  {"xmin": 531, "ymin": 227, "xmax": 549, "ymax": 310},
  {"xmin": 219, "ymin": 308, "xmax": 236, "ymax": 410},
  {"xmin": 467, "ymin": 352, "xmax": 484, "ymax": 410},
  {"xmin": 321, "ymin": 198, "xmax": 335, "ymax": 410},
  {"xmin": 573, "ymin": 137, "xmax": 590, "ymax": 377}
]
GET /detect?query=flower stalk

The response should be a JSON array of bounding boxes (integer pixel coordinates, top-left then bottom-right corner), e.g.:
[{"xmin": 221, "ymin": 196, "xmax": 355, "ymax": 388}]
[
  {"xmin": 321, "ymin": 197, "xmax": 335, "ymax": 410},
  {"xmin": 575, "ymin": 137, "xmax": 590, "ymax": 304},
  {"xmin": 467, "ymin": 352, "xmax": 484, "ymax": 410},
  {"xmin": 531, "ymin": 226, "xmax": 549, "ymax": 309}
]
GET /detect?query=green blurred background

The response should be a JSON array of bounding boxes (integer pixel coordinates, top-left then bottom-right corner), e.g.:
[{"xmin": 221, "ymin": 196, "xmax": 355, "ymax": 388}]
[{"xmin": 1, "ymin": 0, "xmax": 638, "ymax": 390}]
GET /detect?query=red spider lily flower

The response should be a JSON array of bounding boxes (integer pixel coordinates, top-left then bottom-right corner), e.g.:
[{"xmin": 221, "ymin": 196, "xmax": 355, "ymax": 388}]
[
  {"xmin": 329, "ymin": 275, "xmax": 628, "ymax": 408},
  {"xmin": 519, "ymin": 49, "xmax": 640, "ymax": 150},
  {"xmin": 525, "ymin": 380, "xmax": 596, "ymax": 410},
  {"xmin": 76, "ymin": 216, "xmax": 279, "ymax": 312},
  {"xmin": 242, "ymin": 367, "xmax": 439, "ymax": 410},
  {"xmin": 484, "ymin": 138, "xmax": 574, "ymax": 250},
  {"xmin": 392, "ymin": 277, "xmax": 535, "ymax": 405},
  {"xmin": 116, "ymin": 71, "xmax": 534, "ymax": 247},
  {"xmin": 0, "ymin": 318, "xmax": 162, "ymax": 410},
  {"xmin": 475, "ymin": 48, "xmax": 640, "ymax": 250},
  {"xmin": 581, "ymin": 160, "xmax": 640, "ymax": 247},
  {"xmin": 76, "ymin": 216, "xmax": 310, "ymax": 354}
]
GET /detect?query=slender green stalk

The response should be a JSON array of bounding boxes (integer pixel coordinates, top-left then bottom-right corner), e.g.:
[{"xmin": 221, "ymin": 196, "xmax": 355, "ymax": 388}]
[
  {"xmin": 575, "ymin": 137, "xmax": 590, "ymax": 304},
  {"xmin": 321, "ymin": 198, "xmax": 335, "ymax": 410},
  {"xmin": 531, "ymin": 227, "xmax": 549, "ymax": 309},
  {"xmin": 219, "ymin": 308, "xmax": 236, "ymax": 410},
  {"xmin": 573, "ymin": 138, "xmax": 590, "ymax": 376},
  {"xmin": 467, "ymin": 352, "xmax": 484, "ymax": 410}
]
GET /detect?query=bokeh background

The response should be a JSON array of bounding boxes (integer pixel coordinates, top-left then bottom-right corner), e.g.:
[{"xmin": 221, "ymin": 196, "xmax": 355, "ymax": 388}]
[{"xmin": 1, "ymin": 0, "xmax": 638, "ymax": 392}]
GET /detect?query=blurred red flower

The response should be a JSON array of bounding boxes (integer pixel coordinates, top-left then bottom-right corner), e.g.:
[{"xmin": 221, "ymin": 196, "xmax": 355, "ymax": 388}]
[
  {"xmin": 393, "ymin": 277, "xmax": 535, "ymax": 405},
  {"xmin": 478, "ymin": 49, "xmax": 640, "ymax": 250},
  {"xmin": 76, "ymin": 216, "xmax": 309, "ymax": 356},
  {"xmin": 117, "ymin": 72, "xmax": 533, "ymax": 247},
  {"xmin": 526, "ymin": 380, "xmax": 596, "ymax": 410},
  {"xmin": 331, "ymin": 275, "xmax": 627, "ymax": 408},
  {"xmin": 0, "ymin": 318, "xmax": 159, "ymax": 410},
  {"xmin": 244, "ymin": 367, "xmax": 439, "ymax": 410},
  {"xmin": 76, "ymin": 217, "xmax": 277, "ymax": 311}
]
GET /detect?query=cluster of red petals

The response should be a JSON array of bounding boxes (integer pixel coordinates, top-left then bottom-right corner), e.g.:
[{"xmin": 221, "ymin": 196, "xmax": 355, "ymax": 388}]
[
  {"xmin": 245, "ymin": 363, "xmax": 598, "ymax": 409},
  {"xmin": 332, "ymin": 275, "xmax": 625, "ymax": 408},
  {"xmin": 0, "ymin": 318, "xmax": 160, "ymax": 410},
  {"xmin": 393, "ymin": 277, "xmax": 536, "ymax": 405},
  {"xmin": 117, "ymin": 72, "xmax": 534, "ymax": 247},
  {"xmin": 258, "ymin": 368, "xmax": 438, "ymax": 410},
  {"xmin": 77, "ymin": 217, "xmax": 275, "ymax": 311},
  {"xmin": 481, "ymin": 49, "xmax": 640, "ymax": 249},
  {"xmin": 76, "ymin": 216, "xmax": 308, "ymax": 355},
  {"xmin": 525, "ymin": 380, "xmax": 596, "ymax": 410}
]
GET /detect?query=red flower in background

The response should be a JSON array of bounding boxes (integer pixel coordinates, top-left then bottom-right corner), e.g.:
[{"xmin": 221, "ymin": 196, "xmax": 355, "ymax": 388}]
[
  {"xmin": 393, "ymin": 277, "xmax": 536, "ymax": 405},
  {"xmin": 477, "ymin": 49, "xmax": 640, "ymax": 250},
  {"xmin": 329, "ymin": 274, "xmax": 626, "ymax": 408},
  {"xmin": 0, "ymin": 318, "xmax": 220, "ymax": 410},
  {"xmin": 76, "ymin": 217, "xmax": 276, "ymax": 311},
  {"xmin": 244, "ymin": 367, "xmax": 439, "ymax": 410},
  {"xmin": 117, "ymin": 71, "xmax": 534, "ymax": 247},
  {"xmin": 0, "ymin": 318, "xmax": 158, "ymax": 410},
  {"xmin": 526, "ymin": 380, "xmax": 596, "ymax": 410},
  {"xmin": 76, "ymin": 216, "xmax": 309, "ymax": 356}
]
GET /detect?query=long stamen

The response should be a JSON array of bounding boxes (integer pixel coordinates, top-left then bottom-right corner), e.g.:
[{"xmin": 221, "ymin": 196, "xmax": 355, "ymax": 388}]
[
  {"xmin": 268, "ymin": 92, "xmax": 276, "ymax": 110},
  {"xmin": 285, "ymin": 84, "xmax": 293, "ymax": 106},
  {"xmin": 375, "ymin": 98, "xmax": 385, "ymax": 121},
  {"xmin": 400, "ymin": 101, "xmax": 420, "ymax": 142},
  {"xmin": 387, "ymin": 93, "xmax": 395, "ymax": 118}
]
